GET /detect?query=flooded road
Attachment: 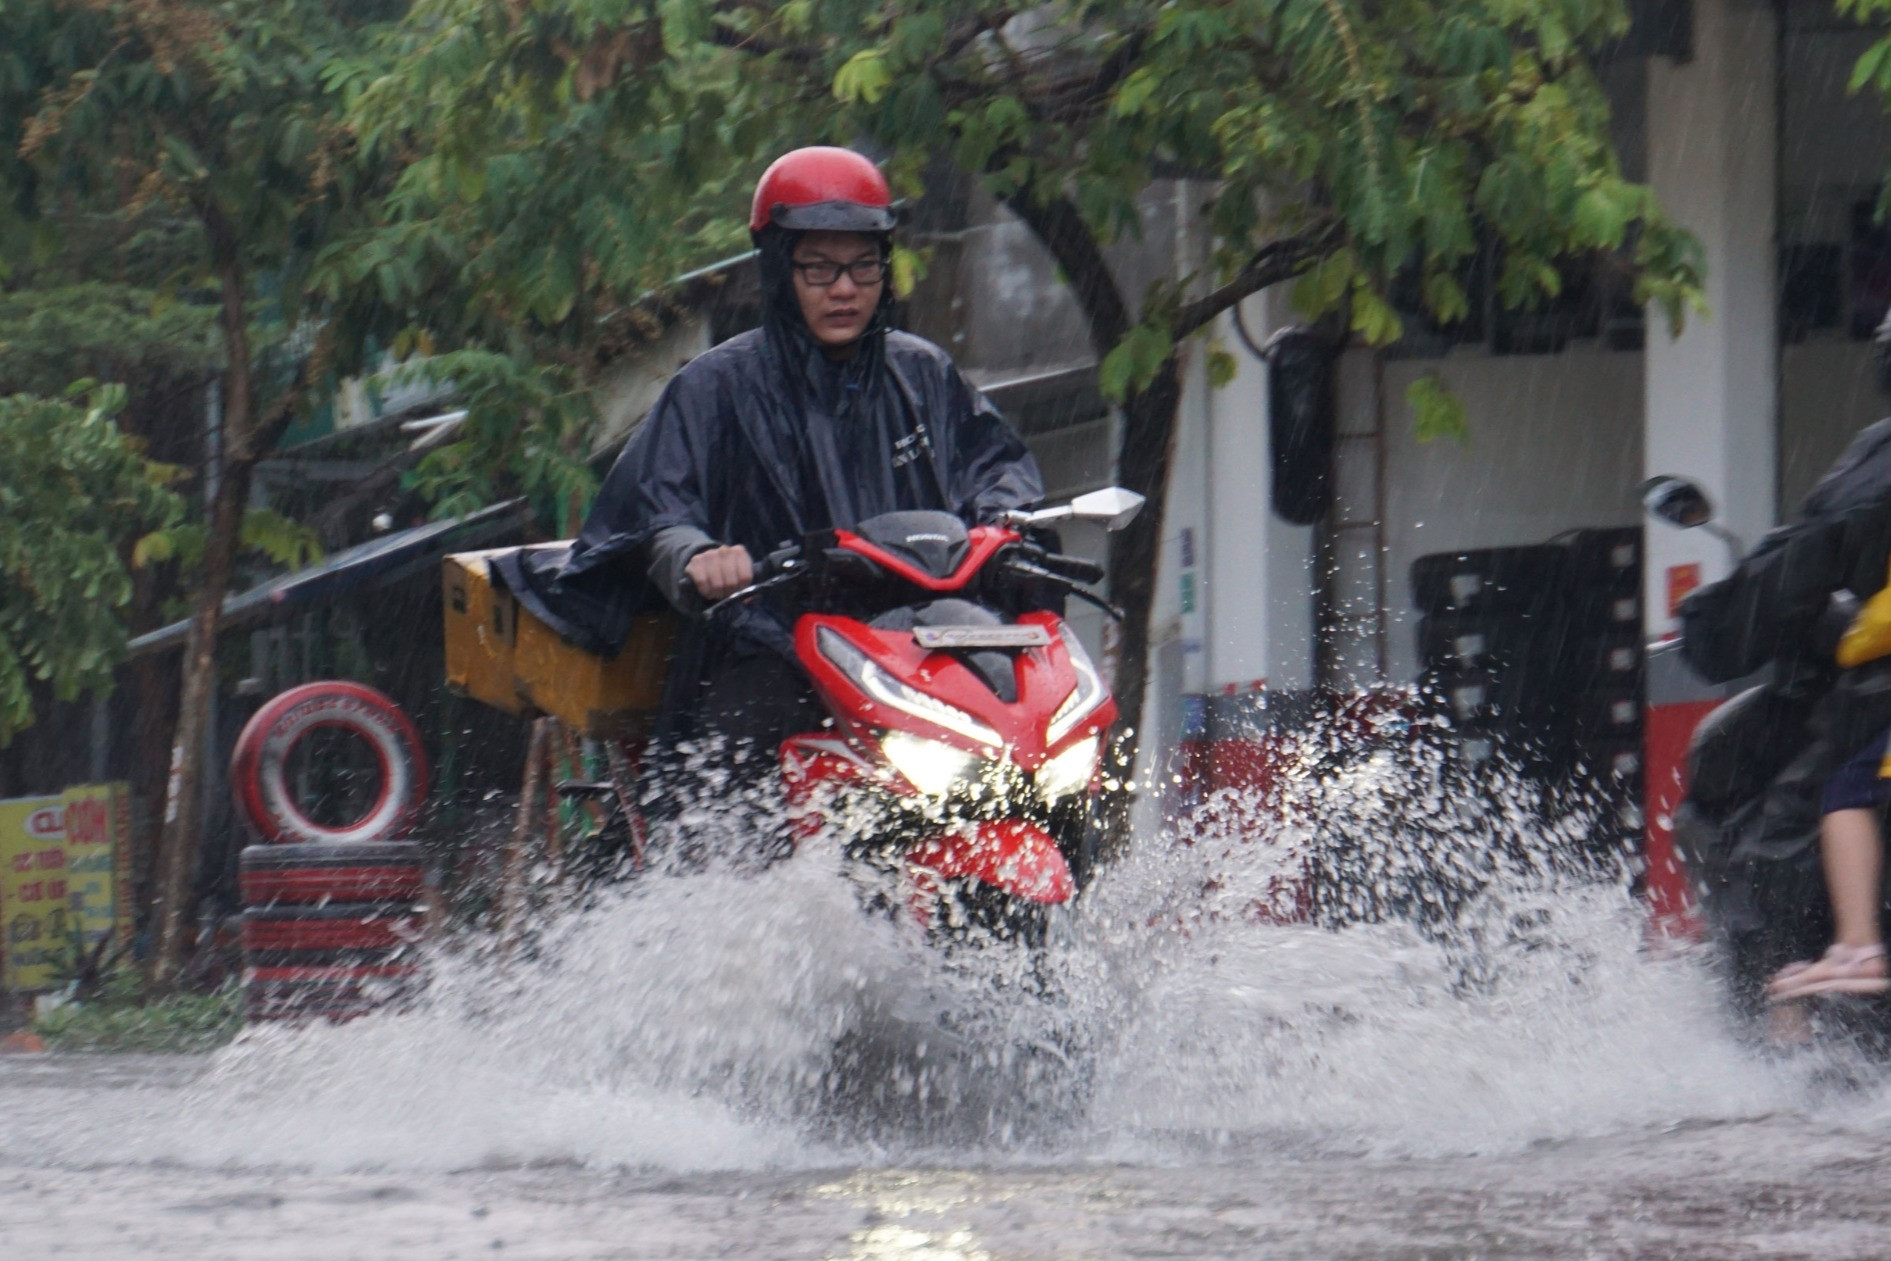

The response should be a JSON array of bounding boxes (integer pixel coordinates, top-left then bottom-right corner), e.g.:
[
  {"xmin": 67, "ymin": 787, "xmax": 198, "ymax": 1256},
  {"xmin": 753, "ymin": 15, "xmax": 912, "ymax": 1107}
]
[
  {"xmin": 5, "ymin": 1051, "xmax": 1891, "ymax": 1259},
  {"xmin": 5, "ymin": 773, "xmax": 1891, "ymax": 1259}
]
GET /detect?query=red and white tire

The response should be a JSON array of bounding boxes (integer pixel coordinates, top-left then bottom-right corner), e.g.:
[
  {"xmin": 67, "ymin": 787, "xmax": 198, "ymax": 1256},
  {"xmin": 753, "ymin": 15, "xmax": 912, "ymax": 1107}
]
[
  {"xmin": 231, "ymin": 682, "xmax": 429, "ymax": 845},
  {"xmin": 241, "ymin": 904, "xmax": 425, "ymax": 954},
  {"xmin": 239, "ymin": 842, "xmax": 425, "ymax": 906}
]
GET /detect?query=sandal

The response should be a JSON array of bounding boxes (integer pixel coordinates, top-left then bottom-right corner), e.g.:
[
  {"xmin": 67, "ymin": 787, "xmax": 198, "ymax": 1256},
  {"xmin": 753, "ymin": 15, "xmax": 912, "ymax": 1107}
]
[{"xmin": 1766, "ymin": 943, "xmax": 1890, "ymax": 1003}]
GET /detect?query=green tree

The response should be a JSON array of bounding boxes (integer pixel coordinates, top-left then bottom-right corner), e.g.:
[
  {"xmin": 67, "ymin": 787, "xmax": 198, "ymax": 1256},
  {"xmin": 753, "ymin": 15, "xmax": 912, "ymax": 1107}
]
[
  {"xmin": 0, "ymin": 0, "xmax": 406, "ymax": 983},
  {"xmin": 371, "ymin": 0, "xmax": 1701, "ymax": 808},
  {"xmin": 313, "ymin": 1, "xmax": 767, "ymax": 519},
  {"xmin": 0, "ymin": 386, "xmax": 182, "ymax": 746}
]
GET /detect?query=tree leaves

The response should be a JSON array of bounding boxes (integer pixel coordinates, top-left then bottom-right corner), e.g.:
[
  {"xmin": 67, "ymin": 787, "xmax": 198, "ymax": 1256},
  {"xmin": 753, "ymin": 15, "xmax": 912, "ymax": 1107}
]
[
  {"xmin": 355, "ymin": 0, "xmax": 1702, "ymax": 468},
  {"xmin": 0, "ymin": 387, "xmax": 182, "ymax": 744},
  {"xmin": 1407, "ymin": 373, "xmax": 1469, "ymax": 444},
  {"xmin": 889, "ymin": 243, "xmax": 926, "ymax": 299},
  {"xmin": 1206, "ymin": 343, "xmax": 1238, "ymax": 389},
  {"xmin": 1350, "ymin": 287, "xmax": 1403, "ymax": 346},
  {"xmin": 238, "ymin": 508, "xmax": 322, "ymax": 570},
  {"xmin": 1851, "ymin": 33, "xmax": 1891, "ymax": 95},
  {"xmin": 833, "ymin": 48, "xmax": 892, "ymax": 105},
  {"xmin": 1100, "ymin": 323, "xmax": 1174, "ymax": 403}
]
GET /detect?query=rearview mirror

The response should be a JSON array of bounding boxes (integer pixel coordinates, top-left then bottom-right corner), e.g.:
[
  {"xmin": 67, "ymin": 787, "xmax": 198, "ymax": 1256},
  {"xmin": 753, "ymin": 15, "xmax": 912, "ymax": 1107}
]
[
  {"xmin": 1639, "ymin": 475, "xmax": 1714, "ymax": 529},
  {"xmin": 1639, "ymin": 474, "xmax": 1747, "ymax": 561},
  {"xmin": 1021, "ymin": 487, "xmax": 1145, "ymax": 531},
  {"xmin": 1067, "ymin": 487, "xmax": 1145, "ymax": 529}
]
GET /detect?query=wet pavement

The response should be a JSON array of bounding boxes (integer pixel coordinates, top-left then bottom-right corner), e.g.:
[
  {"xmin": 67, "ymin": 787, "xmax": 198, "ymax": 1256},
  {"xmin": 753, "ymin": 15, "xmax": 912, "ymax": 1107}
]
[
  {"xmin": 4, "ymin": 1045, "xmax": 1891, "ymax": 1258},
  {"xmin": 5, "ymin": 820, "xmax": 1891, "ymax": 1259}
]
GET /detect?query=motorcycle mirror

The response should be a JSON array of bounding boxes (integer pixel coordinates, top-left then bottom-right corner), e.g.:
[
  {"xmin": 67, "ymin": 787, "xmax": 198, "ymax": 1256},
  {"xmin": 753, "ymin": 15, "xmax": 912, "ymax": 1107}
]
[
  {"xmin": 1070, "ymin": 487, "xmax": 1145, "ymax": 528},
  {"xmin": 1639, "ymin": 475, "xmax": 1714, "ymax": 529},
  {"xmin": 1023, "ymin": 487, "xmax": 1145, "ymax": 530}
]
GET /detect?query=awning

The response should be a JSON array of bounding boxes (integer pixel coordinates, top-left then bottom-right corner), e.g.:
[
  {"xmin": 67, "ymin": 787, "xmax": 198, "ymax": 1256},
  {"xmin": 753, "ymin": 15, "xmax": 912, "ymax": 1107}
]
[{"xmin": 126, "ymin": 499, "xmax": 529, "ymax": 659}]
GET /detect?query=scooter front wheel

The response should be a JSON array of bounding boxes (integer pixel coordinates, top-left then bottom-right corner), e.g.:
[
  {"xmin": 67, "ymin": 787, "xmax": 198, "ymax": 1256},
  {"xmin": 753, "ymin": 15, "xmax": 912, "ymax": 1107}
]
[{"xmin": 915, "ymin": 875, "xmax": 1051, "ymax": 948}]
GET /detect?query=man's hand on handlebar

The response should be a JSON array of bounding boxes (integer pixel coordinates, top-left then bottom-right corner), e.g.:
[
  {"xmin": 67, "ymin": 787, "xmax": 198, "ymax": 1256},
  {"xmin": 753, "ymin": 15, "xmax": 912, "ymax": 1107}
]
[{"xmin": 685, "ymin": 544, "xmax": 754, "ymax": 602}]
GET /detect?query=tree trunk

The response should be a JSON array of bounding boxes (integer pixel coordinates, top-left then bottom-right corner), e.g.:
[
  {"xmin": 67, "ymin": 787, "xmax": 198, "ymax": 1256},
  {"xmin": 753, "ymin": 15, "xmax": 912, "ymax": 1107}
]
[
  {"xmin": 127, "ymin": 580, "xmax": 179, "ymax": 923},
  {"xmin": 148, "ymin": 254, "xmax": 254, "ymax": 988},
  {"xmin": 1001, "ymin": 191, "xmax": 1328, "ymax": 853},
  {"xmin": 1001, "ymin": 192, "xmax": 1184, "ymax": 841},
  {"xmin": 1104, "ymin": 362, "xmax": 1183, "ymax": 781}
]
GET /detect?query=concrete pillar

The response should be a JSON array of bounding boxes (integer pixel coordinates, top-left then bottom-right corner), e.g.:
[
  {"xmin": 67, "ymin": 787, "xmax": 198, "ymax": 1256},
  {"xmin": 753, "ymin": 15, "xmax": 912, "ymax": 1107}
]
[
  {"xmin": 1204, "ymin": 289, "xmax": 1316, "ymax": 695},
  {"xmin": 1643, "ymin": 0, "xmax": 1779, "ymax": 638}
]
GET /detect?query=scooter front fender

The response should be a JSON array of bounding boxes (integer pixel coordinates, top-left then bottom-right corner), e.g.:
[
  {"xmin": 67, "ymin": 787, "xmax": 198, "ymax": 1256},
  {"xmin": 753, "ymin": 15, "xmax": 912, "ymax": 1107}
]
[{"xmin": 907, "ymin": 819, "xmax": 1075, "ymax": 905}]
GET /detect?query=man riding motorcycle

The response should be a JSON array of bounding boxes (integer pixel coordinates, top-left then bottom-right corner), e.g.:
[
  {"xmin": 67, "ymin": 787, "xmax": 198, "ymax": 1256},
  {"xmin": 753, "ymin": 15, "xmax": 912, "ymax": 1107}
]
[{"xmin": 512, "ymin": 146, "xmax": 1043, "ymax": 759}]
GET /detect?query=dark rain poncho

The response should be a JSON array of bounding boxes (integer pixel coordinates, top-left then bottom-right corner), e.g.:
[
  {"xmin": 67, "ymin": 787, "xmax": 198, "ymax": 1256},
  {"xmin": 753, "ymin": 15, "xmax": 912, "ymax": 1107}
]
[
  {"xmin": 1673, "ymin": 416, "xmax": 1891, "ymax": 1000},
  {"xmin": 1681, "ymin": 416, "xmax": 1891, "ymax": 684},
  {"xmin": 502, "ymin": 245, "xmax": 1042, "ymax": 715}
]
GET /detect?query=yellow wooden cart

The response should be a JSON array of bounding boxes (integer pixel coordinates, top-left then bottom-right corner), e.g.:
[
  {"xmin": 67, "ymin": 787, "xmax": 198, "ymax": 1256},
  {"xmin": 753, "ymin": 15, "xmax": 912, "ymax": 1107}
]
[{"xmin": 442, "ymin": 544, "xmax": 677, "ymax": 937}]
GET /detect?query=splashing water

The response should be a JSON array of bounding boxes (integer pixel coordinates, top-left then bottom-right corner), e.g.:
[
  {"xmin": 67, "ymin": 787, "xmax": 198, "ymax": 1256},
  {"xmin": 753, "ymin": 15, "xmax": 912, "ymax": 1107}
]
[{"xmin": 18, "ymin": 728, "xmax": 1833, "ymax": 1177}]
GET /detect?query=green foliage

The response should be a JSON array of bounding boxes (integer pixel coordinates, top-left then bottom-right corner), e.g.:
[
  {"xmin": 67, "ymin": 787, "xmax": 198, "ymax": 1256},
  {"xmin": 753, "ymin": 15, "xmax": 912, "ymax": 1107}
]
[
  {"xmin": 1206, "ymin": 342, "xmax": 1239, "ymax": 389},
  {"xmin": 359, "ymin": 0, "xmax": 1698, "ymax": 451},
  {"xmin": 34, "ymin": 972, "xmax": 242, "ymax": 1053},
  {"xmin": 397, "ymin": 351, "xmax": 600, "ymax": 521},
  {"xmin": 1835, "ymin": 1, "xmax": 1891, "ymax": 222},
  {"xmin": 814, "ymin": 0, "xmax": 1695, "ymax": 375},
  {"xmin": 0, "ymin": 387, "xmax": 182, "ymax": 744},
  {"xmin": 240, "ymin": 508, "xmax": 324, "ymax": 571},
  {"xmin": 328, "ymin": 0, "xmax": 759, "ymax": 382},
  {"xmin": 1408, "ymin": 372, "xmax": 1470, "ymax": 444},
  {"xmin": 138, "ymin": 508, "xmax": 324, "ymax": 570},
  {"xmin": 834, "ymin": 49, "xmax": 894, "ymax": 105},
  {"xmin": 0, "ymin": 282, "xmax": 220, "ymax": 398},
  {"xmin": 3, "ymin": 2, "xmax": 358, "ymax": 267},
  {"xmin": 889, "ymin": 244, "xmax": 927, "ymax": 299},
  {"xmin": 1099, "ymin": 322, "xmax": 1176, "ymax": 401}
]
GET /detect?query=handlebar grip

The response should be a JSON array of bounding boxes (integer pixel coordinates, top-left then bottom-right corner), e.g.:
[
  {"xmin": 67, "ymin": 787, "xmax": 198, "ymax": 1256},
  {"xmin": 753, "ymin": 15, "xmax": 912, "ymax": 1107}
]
[
  {"xmin": 752, "ymin": 543, "xmax": 804, "ymax": 585},
  {"xmin": 1036, "ymin": 553, "xmax": 1107, "ymax": 585}
]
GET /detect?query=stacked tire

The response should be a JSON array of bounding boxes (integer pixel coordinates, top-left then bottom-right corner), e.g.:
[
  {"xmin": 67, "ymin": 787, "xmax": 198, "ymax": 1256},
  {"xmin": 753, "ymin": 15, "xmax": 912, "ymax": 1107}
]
[
  {"xmin": 239, "ymin": 843, "xmax": 427, "ymax": 1022},
  {"xmin": 231, "ymin": 683, "xmax": 430, "ymax": 1024}
]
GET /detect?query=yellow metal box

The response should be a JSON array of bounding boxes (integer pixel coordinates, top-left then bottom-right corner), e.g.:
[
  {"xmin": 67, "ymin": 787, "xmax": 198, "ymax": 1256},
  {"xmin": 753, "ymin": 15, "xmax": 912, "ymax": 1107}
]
[{"xmin": 443, "ymin": 545, "xmax": 677, "ymax": 737}]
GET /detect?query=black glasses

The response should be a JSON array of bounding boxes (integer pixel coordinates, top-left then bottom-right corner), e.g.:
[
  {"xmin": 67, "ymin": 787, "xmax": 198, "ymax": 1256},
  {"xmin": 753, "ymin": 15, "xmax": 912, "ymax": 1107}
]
[{"xmin": 791, "ymin": 257, "xmax": 888, "ymax": 286}]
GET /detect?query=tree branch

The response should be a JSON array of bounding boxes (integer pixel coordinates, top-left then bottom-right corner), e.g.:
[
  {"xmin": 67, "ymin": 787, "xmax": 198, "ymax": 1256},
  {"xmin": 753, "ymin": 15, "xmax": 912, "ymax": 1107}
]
[
  {"xmin": 942, "ymin": 8, "xmax": 1015, "ymax": 62},
  {"xmin": 1171, "ymin": 221, "xmax": 1342, "ymax": 340},
  {"xmin": 998, "ymin": 189, "xmax": 1132, "ymax": 353}
]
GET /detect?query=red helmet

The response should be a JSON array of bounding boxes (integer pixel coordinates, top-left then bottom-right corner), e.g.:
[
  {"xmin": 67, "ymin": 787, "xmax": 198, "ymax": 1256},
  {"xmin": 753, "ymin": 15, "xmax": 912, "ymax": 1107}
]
[{"xmin": 749, "ymin": 146, "xmax": 896, "ymax": 235}]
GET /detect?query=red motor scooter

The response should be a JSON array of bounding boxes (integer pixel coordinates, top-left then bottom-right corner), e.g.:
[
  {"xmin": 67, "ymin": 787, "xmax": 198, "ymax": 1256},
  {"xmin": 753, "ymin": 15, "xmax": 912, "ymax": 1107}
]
[{"xmin": 706, "ymin": 488, "xmax": 1144, "ymax": 945}]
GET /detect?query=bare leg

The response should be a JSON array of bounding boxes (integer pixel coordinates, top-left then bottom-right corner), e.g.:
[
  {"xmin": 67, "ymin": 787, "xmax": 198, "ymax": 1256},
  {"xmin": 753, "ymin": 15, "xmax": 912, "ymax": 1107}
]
[
  {"xmin": 1767, "ymin": 808, "xmax": 1889, "ymax": 1003},
  {"xmin": 1821, "ymin": 808, "xmax": 1883, "ymax": 949}
]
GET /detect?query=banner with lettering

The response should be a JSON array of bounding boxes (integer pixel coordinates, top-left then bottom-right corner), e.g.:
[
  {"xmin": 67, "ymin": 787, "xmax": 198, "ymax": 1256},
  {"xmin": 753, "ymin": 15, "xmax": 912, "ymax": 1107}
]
[
  {"xmin": 0, "ymin": 784, "xmax": 133, "ymax": 992},
  {"xmin": 0, "ymin": 795, "xmax": 71, "ymax": 991},
  {"xmin": 62, "ymin": 783, "xmax": 134, "ymax": 959}
]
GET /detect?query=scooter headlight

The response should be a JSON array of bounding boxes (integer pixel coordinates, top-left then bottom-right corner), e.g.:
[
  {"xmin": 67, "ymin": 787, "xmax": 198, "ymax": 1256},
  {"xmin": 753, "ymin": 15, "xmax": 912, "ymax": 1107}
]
[
  {"xmin": 881, "ymin": 731, "xmax": 982, "ymax": 796},
  {"xmin": 1037, "ymin": 735, "xmax": 1101, "ymax": 802},
  {"xmin": 1046, "ymin": 627, "xmax": 1106, "ymax": 746},
  {"xmin": 817, "ymin": 626, "xmax": 1002, "ymax": 747}
]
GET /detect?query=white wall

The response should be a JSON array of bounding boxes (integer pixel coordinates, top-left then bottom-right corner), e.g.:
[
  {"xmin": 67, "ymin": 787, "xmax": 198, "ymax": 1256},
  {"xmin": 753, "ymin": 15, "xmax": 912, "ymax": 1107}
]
[
  {"xmin": 1202, "ymin": 291, "xmax": 1316, "ymax": 694},
  {"xmin": 1643, "ymin": 0, "xmax": 1780, "ymax": 635},
  {"xmin": 1362, "ymin": 347, "xmax": 1646, "ymax": 681}
]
